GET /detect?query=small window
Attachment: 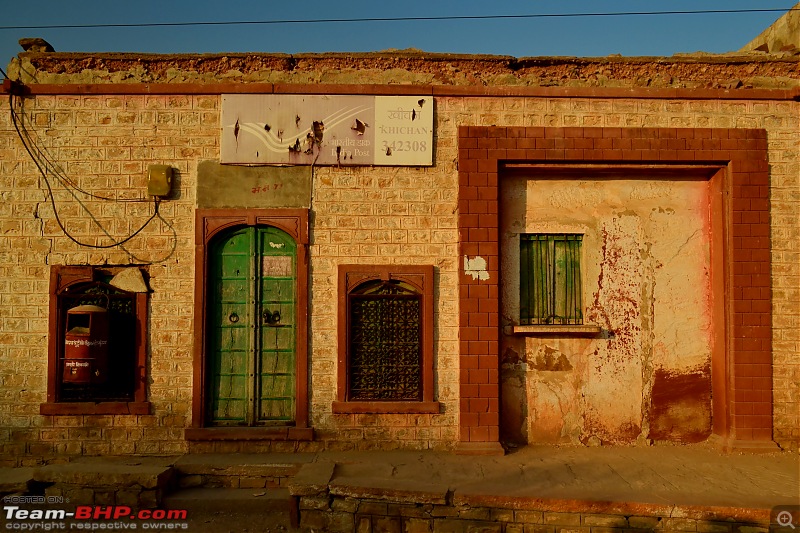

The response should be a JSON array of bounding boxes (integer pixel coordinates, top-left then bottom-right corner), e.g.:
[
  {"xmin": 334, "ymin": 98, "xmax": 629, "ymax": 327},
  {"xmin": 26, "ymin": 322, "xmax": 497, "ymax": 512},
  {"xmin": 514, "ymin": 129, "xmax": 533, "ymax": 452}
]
[
  {"xmin": 348, "ymin": 279, "xmax": 422, "ymax": 401},
  {"xmin": 41, "ymin": 266, "xmax": 150, "ymax": 415},
  {"xmin": 520, "ymin": 234, "xmax": 583, "ymax": 325},
  {"xmin": 333, "ymin": 265, "xmax": 439, "ymax": 414}
]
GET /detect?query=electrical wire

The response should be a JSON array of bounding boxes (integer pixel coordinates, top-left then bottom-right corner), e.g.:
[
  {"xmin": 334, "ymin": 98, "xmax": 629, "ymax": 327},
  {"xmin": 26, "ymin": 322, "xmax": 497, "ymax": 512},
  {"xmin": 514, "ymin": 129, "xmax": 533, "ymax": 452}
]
[
  {"xmin": 15, "ymin": 122, "xmax": 151, "ymax": 203},
  {"xmin": 123, "ymin": 206, "xmax": 178, "ymax": 264},
  {"xmin": 10, "ymin": 104, "xmax": 150, "ymax": 203},
  {"xmin": 0, "ymin": 8, "xmax": 796, "ymax": 30},
  {"xmin": 9, "ymin": 92, "xmax": 166, "ymax": 252}
]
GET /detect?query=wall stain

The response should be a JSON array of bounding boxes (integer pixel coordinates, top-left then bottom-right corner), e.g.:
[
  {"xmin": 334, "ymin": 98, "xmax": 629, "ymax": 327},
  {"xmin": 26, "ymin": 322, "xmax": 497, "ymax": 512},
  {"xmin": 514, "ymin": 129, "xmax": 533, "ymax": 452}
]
[
  {"xmin": 648, "ymin": 366, "xmax": 712, "ymax": 443},
  {"xmin": 532, "ymin": 345, "xmax": 573, "ymax": 371}
]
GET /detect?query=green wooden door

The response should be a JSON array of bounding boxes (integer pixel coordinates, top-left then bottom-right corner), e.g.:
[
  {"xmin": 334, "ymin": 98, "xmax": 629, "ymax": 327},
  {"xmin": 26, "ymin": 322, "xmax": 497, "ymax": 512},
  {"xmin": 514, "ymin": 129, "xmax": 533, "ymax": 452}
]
[{"xmin": 207, "ymin": 226, "xmax": 296, "ymax": 426}]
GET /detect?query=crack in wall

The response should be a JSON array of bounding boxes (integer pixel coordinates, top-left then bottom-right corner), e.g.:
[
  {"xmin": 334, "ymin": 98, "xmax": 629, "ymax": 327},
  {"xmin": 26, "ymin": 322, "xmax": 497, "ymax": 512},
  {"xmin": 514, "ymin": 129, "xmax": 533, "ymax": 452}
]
[
  {"xmin": 33, "ymin": 198, "xmax": 52, "ymax": 265},
  {"xmin": 668, "ymin": 228, "xmax": 702, "ymax": 264}
]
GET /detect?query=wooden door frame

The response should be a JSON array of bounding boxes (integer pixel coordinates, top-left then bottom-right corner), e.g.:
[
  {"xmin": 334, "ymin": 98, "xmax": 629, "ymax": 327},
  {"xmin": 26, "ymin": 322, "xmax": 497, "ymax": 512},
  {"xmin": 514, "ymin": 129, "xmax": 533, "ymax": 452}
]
[{"xmin": 188, "ymin": 208, "xmax": 311, "ymax": 440}]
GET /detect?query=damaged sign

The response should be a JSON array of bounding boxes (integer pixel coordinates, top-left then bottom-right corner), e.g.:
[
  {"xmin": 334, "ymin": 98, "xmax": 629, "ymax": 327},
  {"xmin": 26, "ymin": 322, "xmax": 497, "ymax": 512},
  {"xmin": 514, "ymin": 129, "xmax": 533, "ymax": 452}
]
[{"xmin": 221, "ymin": 95, "xmax": 432, "ymax": 166}]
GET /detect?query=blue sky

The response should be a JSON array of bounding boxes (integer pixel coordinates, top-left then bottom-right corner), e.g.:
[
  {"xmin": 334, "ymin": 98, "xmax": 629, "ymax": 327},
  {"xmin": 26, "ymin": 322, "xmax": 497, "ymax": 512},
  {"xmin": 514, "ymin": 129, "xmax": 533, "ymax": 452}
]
[{"xmin": 1, "ymin": 0, "xmax": 796, "ymax": 72}]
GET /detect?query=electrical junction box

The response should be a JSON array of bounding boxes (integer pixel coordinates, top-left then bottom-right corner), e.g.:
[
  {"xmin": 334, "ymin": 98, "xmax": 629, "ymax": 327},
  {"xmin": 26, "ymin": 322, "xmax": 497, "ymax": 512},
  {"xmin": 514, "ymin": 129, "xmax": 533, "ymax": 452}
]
[{"xmin": 147, "ymin": 165, "xmax": 173, "ymax": 197}]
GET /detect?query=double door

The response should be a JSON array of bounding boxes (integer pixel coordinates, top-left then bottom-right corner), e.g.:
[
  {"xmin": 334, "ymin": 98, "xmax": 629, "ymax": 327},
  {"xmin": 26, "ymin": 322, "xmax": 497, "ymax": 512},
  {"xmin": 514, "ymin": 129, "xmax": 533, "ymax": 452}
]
[{"xmin": 207, "ymin": 226, "xmax": 296, "ymax": 426}]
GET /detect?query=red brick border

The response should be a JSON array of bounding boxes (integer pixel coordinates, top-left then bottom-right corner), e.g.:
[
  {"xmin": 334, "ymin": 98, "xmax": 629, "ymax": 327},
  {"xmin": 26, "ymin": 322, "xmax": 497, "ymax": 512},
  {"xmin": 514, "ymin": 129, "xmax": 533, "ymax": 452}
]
[{"xmin": 457, "ymin": 126, "xmax": 773, "ymax": 449}]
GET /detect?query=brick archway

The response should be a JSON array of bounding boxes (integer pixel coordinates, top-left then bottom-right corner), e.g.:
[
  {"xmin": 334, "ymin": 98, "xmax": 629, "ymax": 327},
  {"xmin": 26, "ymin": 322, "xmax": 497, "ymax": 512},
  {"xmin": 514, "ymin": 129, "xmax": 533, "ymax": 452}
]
[{"xmin": 457, "ymin": 126, "xmax": 773, "ymax": 453}]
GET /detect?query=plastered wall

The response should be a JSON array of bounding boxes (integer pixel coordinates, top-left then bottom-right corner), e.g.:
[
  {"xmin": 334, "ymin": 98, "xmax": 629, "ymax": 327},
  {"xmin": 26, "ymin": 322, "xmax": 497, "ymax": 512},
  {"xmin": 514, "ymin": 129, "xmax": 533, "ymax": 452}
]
[
  {"xmin": 499, "ymin": 177, "xmax": 713, "ymax": 445},
  {"xmin": 0, "ymin": 90, "xmax": 797, "ymax": 464}
]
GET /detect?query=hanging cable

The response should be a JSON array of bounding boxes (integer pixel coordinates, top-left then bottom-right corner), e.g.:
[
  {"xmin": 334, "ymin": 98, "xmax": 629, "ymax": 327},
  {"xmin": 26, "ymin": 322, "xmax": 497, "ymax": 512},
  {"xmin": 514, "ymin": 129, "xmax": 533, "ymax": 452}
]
[
  {"xmin": 11, "ymin": 100, "xmax": 151, "ymax": 203},
  {"xmin": 0, "ymin": 8, "xmax": 796, "ymax": 31},
  {"xmin": 9, "ymin": 92, "xmax": 166, "ymax": 251}
]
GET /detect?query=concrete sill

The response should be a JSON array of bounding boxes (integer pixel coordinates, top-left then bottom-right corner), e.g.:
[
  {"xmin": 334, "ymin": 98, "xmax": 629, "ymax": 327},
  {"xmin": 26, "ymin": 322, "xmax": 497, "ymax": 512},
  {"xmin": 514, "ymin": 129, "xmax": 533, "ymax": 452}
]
[
  {"xmin": 331, "ymin": 401, "xmax": 441, "ymax": 414},
  {"xmin": 511, "ymin": 325, "xmax": 603, "ymax": 336},
  {"xmin": 40, "ymin": 401, "xmax": 151, "ymax": 416},
  {"xmin": 184, "ymin": 427, "xmax": 314, "ymax": 441}
]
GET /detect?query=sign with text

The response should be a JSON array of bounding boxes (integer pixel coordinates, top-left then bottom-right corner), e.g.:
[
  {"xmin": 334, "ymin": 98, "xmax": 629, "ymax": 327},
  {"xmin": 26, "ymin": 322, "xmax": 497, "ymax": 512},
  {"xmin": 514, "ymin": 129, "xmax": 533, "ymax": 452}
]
[{"xmin": 221, "ymin": 95, "xmax": 432, "ymax": 166}]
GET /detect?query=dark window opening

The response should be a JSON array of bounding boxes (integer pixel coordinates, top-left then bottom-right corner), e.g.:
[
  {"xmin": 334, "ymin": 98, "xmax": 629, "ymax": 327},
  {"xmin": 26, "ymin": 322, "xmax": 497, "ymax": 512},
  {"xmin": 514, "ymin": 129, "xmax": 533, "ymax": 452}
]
[
  {"xmin": 42, "ymin": 265, "xmax": 150, "ymax": 415},
  {"xmin": 333, "ymin": 264, "xmax": 438, "ymax": 414},
  {"xmin": 57, "ymin": 281, "xmax": 138, "ymax": 402}
]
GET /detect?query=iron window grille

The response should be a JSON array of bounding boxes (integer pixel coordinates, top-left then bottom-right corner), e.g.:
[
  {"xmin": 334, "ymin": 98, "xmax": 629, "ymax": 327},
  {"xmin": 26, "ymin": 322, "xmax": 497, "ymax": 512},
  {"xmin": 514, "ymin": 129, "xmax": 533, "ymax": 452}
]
[
  {"xmin": 347, "ymin": 280, "xmax": 422, "ymax": 401},
  {"xmin": 520, "ymin": 234, "xmax": 584, "ymax": 325}
]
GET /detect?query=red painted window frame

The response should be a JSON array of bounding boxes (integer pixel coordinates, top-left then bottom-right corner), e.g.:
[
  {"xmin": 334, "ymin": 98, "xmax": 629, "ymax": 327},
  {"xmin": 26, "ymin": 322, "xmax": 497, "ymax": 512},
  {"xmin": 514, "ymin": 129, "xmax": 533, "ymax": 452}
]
[
  {"xmin": 41, "ymin": 265, "xmax": 150, "ymax": 416},
  {"xmin": 333, "ymin": 264, "xmax": 439, "ymax": 414}
]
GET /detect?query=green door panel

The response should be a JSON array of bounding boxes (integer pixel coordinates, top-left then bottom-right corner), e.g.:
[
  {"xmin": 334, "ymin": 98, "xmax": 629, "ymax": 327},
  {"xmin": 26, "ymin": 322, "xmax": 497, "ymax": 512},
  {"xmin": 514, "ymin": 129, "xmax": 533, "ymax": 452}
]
[
  {"xmin": 261, "ymin": 279, "xmax": 294, "ymax": 302},
  {"xmin": 255, "ymin": 227, "xmax": 296, "ymax": 424},
  {"xmin": 207, "ymin": 226, "xmax": 297, "ymax": 427}
]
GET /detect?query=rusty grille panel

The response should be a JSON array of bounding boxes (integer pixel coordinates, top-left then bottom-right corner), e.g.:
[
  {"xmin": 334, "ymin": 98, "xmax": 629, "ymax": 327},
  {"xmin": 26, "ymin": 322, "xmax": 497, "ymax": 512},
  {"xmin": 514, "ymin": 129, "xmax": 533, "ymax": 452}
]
[{"xmin": 348, "ymin": 282, "xmax": 422, "ymax": 401}]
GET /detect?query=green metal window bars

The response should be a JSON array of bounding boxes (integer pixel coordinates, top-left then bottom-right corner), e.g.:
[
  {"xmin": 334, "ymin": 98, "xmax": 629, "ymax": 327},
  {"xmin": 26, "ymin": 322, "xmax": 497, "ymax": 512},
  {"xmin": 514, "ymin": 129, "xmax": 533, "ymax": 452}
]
[{"xmin": 520, "ymin": 234, "xmax": 583, "ymax": 325}]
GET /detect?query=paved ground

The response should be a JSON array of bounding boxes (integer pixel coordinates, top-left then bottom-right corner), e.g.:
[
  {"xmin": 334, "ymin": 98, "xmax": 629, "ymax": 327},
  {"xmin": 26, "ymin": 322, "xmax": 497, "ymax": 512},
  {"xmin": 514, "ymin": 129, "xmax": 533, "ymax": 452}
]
[
  {"xmin": 1, "ymin": 443, "xmax": 798, "ymax": 531},
  {"xmin": 192, "ymin": 444, "xmax": 800, "ymax": 530},
  {"xmin": 319, "ymin": 444, "xmax": 799, "ymax": 510}
]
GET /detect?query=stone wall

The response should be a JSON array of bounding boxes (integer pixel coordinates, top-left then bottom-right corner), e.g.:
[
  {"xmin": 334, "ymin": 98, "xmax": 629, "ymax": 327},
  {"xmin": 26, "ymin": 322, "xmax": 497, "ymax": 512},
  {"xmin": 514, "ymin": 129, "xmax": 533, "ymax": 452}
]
[
  {"xmin": 741, "ymin": 3, "xmax": 800, "ymax": 53},
  {"xmin": 297, "ymin": 493, "xmax": 773, "ymax": 533},
  {"xmin": 441, "ymin": 95, "xmax": 798, "ymax": 451},
  {"xmin": 8, "ymin": 51, "xmax": 800, "ymax": 89},
  {"xmin": 0, "ymin": 70, "xmax": 797, "ymax": 461},
  {"xmin": 0, "ymin": 94, "xmax": 209, "ymax": 463}
]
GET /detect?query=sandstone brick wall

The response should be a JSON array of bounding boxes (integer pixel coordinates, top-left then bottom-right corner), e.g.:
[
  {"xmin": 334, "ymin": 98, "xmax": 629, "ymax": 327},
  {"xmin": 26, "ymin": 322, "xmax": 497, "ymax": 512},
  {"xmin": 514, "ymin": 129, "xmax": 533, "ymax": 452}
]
[
  {"xmin": 444, "ymin": 95, "xmax": 799, "ymax": 450},
  {"xmin": 0, "ymin": 88, "xmax": 797, "ymax": 463},
  {"xmin": 0, "ymin": 94, "xmax": 214, "ymax": 464},
  {"xmin": 298, "ymin": 493, "xmax": 774, "ymax": 533},
  {"xmin": 308, "ymin": 162, "xmax": 461, "ymax": 448}
]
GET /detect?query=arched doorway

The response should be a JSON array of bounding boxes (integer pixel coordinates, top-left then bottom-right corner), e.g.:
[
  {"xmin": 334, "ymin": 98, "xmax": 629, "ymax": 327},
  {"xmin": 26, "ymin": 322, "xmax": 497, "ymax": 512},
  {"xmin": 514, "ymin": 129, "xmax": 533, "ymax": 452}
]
[
  {"xmin": 206, "ymin": 225, "xmax": 298, "ymax": 426},
  {"xmin": 189, "ymin": 208, "xmax": 310, "ymax": 439}
]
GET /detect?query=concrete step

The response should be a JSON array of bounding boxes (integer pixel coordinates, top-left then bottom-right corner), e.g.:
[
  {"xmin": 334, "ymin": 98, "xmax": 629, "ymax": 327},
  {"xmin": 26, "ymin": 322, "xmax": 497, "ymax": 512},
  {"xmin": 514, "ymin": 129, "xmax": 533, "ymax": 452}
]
[
  {"xmin": 33, "ymin": 457, "xmax": 176, "ymax": 508},
  {"xmin": 163, "ymin": 486, "xmax": 292, "ymax": 514},
  {"xmin": 173, "ymin": 453, "xmax": 315, "ymax": 489},
  {"xmin": 0, "ymin": 467, "xmax": 35, "ymax": 495},
  {"xmin": 163, "ymin": 487, "xmax": 302, "ymax": 532}
]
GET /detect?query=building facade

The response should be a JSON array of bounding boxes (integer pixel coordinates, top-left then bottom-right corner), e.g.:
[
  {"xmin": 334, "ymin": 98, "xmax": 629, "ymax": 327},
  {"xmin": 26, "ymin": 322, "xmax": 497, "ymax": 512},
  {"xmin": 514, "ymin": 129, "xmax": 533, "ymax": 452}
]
[{"xmin": 0, "ymin": 48, "xmax": 798, "ymax": 465}]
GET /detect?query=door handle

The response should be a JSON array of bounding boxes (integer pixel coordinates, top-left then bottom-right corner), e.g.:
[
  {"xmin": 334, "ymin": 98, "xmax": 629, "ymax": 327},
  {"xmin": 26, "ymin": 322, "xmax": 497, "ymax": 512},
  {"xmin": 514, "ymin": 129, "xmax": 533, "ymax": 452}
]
[{"xmin": 262, "ymin": 310, "xmax": 281, "ymax": 326}]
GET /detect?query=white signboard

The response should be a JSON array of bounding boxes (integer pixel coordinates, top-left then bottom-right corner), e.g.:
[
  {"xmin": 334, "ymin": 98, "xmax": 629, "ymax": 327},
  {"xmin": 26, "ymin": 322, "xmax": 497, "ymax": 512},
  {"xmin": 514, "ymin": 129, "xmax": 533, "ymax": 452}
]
[{"xmin": 221, "ymin": 95, "xmax": 432, "ymax": 166}]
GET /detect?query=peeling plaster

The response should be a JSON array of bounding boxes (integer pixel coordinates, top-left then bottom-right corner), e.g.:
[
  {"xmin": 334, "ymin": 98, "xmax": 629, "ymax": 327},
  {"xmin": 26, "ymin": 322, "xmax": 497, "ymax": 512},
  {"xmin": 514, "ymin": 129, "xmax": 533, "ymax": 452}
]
[
  {"xmin": 500, "ymin": 176, "xmax": 713, "ymax": 446},
  {"xmin": 463, "ymin": 255, "xmax": 490, "ymax": 281}
]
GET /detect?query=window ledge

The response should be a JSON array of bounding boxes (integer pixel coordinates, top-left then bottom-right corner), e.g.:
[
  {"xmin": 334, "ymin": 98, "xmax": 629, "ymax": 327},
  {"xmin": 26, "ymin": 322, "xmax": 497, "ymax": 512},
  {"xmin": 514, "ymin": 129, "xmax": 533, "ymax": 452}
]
[
  {"xmin": 184, "ymin": 427, "xmax": 314, "ymax": 441},
  {"xmin": 512, "ymin": 325, "xmax": 603, "ymax": 336},
  {"xmin": 40, "ymin": 402, "xmax": 151, "ymax": 416},
  {"xmin": 332, "ymin": 401, "xmax": 441, "ymax": 414}
]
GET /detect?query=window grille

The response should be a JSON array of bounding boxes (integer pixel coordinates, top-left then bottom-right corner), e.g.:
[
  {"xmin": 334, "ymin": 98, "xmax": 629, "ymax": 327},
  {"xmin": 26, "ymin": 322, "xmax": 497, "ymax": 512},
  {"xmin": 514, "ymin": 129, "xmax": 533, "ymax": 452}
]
[
  {"xmin": 520, "ymin": 234, "xmax": 583, "ymax": 325},
  {"xmin": 347, "ymin": 280, "xmax": 422, "ymax": 401}
]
